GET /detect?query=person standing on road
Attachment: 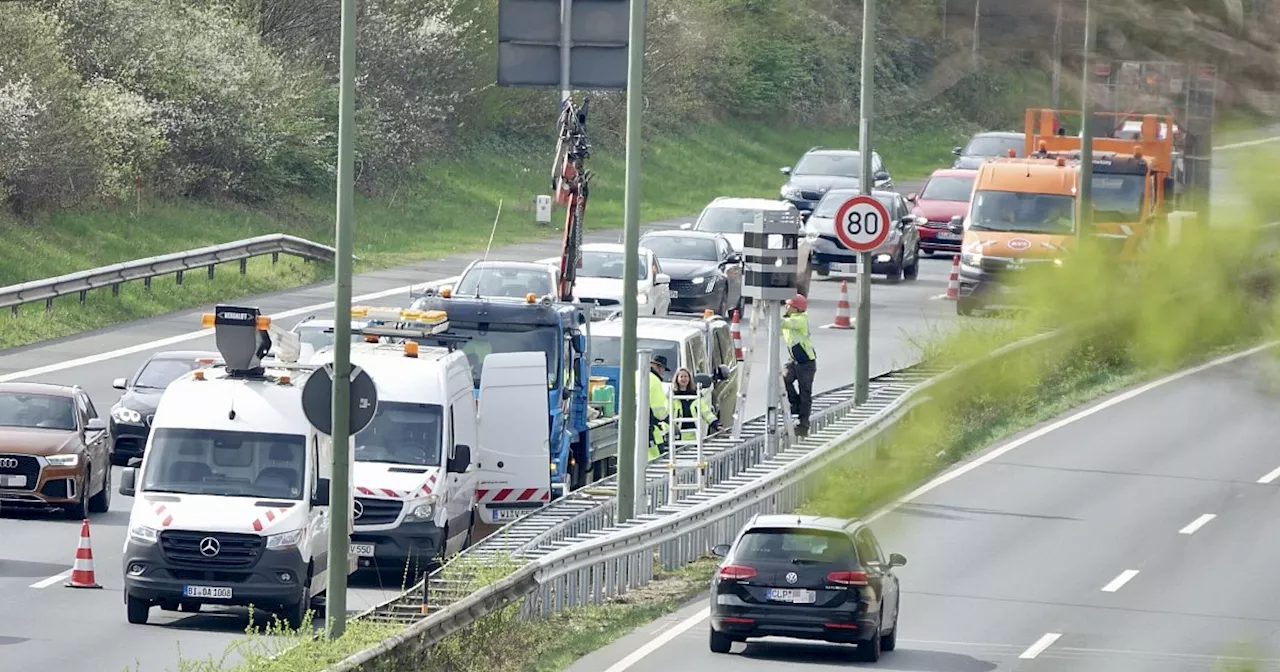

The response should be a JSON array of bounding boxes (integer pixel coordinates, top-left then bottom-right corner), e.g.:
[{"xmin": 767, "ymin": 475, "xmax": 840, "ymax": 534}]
[
  {"xmin": 639, "ymin": 355, "xmax": 671, "ymax": 460},
  {"xmin": 782, "ymin": 293, "xmax": 817, "ymax": 437}
]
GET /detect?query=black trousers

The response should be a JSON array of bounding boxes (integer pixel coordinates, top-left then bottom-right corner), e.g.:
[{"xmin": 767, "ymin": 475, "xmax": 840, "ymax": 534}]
[{"xmin": 784, "ymin": 358, "xmax": 817, "ymax": 428}]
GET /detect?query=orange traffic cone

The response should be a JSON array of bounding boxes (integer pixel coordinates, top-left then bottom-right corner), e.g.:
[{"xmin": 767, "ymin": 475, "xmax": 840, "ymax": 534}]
[
  {"xmin": 65, "ymin": 518, "xmax": 102, "ymax": 589},
  {"xmin": 945, "ymin": 255, "xmax": 960, "ymax": 301},
  {"xmin": 730, "ymin": 310, "xmax": 744, "ymax": 360},
  {"xmin": 829, "ymin": 281, "xmax": 853, "ymax": 329}
]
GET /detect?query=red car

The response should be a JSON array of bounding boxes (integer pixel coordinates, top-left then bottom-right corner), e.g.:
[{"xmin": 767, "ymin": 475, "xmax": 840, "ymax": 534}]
[{"xmin": 907, "ymin": 168, "xmax": 977, "ymax": 255}]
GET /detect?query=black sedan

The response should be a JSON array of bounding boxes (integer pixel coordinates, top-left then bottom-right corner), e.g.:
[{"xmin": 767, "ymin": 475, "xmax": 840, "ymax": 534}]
[
  {"xmin": 709, "ymin": 513, "xmax": 905, "ymax": 662},
  {"xmin": 638, "ymin": 231, "xmax": 743, "ymax": 315},
  {"xmin": 109, "ymin": 350, "xmax": 219, "ymax": 465}
]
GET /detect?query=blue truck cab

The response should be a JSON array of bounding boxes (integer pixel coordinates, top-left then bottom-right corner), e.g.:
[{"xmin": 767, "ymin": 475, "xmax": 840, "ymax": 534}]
[{"xmin": 412, "ymin": 293, "xmax": 598, "ymax": 496}]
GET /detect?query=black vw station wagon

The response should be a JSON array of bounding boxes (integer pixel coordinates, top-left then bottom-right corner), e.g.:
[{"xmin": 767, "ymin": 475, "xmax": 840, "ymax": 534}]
[{"xmin": 708, "ymin": 514, "xmax": 906, "ymax": 662}]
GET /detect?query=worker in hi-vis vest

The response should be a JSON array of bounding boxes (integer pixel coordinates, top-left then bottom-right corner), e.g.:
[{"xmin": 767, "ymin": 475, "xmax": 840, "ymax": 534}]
[
  {"xmin": 639, "ymin": 354, "xmax": 670, "ymax": 460},
  {"xmin": 782, "ymin": 293, "xmax": 817, "ymax": 437},
  {"xmin": 670, "ymin": 367, "xmax": 720, "ymax": 441}
]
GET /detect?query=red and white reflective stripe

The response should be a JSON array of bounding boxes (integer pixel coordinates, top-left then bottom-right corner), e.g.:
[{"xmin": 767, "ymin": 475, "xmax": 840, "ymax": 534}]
[
  {"xmin": 250, "ymin": 507, "xmax": 290, "ymax": 532},
  {"xmin": 153, "ymin": 503, "xmax": 173, "ymax": 527},
  {"xmin": 355, "ymin": 486, "xmax": 376, "ymax": 496},
  {"xmin": 415, "ymin": 472, "xmax": 439, "ymax": 498},
  {"xmin": 475, "ymin": 488, "xmax": 551, "ymax": 503}
]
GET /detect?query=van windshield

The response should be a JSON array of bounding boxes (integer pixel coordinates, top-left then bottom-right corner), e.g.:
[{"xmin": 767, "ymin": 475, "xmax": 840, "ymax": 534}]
[
  {"xmin": 142, "ymin": 428, "xmax": 307, "ymax": 500},
  {"xmin": 354, "ymin": 402, "xmax": 443, "ymax": 466},
  {"xmin": 1089, "ymin": 174, "xmax": 1145, "ymax": 222},
  {"xmin": 969, "ymin": 190, "xmax": 1075, "ymax": 235},
  {"xmin": 590, "ymin": 335, "xmax": 681, "ymax": 383},
  {"xmin": 450, "ymin": 321, "xmax": 561, "ymax": 388}
]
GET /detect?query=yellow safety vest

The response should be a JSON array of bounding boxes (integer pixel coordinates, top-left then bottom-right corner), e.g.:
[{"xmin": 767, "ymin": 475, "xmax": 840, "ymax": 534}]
[
  {"xmin": 638, "ymin": 369, "xmax": 669, "ymax": 460},
  {"xmin": 671, "ymin": 390, "xmax": 716, "ymax": 442},
  {"xmin": 781, "ymin": 311, "xmax": 816, "ymax": 363}
]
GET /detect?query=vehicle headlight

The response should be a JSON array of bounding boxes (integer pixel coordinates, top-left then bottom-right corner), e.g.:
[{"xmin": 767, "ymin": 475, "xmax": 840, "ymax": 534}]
[
  {"xmin": 703, "ymin": 277, "xmax": 717, "ymax": 292},
  {"xmin": 46, "ymin": 454, "xmax": 79, "ymax": 467},
  {"xmin": 690, "ymin": 276, "xmax": 705, "ymax": 285},
  {"xmin": 266, "ymin": 528, "xmax": 305, "ymax": 550},
  {"xmin": 404, "ymin": 498, "xmax": 435, "ymax": 523},
  {"xmin": 960, "ymin": 252, "xmax": 982, "ymax": 270},
  {"xmin": 781, "ymin": 185, "xmax": 801, "ymax": 199},
  {"xmin": 112, "ymin": 407, "xmax": 142, "ymax": 424},
  {"xmin": 129, "ymin": 525, "xmax": 159, "ymax": 545}
]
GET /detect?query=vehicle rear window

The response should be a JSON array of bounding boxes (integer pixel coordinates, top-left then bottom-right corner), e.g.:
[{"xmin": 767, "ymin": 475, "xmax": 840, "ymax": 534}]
[
  {"xmin": 734, "ymin": 528, "xmax": 857, "ymax": 564},
  {"xmin": 920, "ymin": 176, "xmax": 975, "ymax": 202},
  {"xmin": 814, "ymin": 192, "xmax": 894, "ymax": 218}
]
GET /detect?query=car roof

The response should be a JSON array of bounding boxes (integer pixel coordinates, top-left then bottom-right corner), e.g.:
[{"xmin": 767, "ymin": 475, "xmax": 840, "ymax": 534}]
[
  {"xmin": 581, "ymin": 242, "xmax": 653, "ymax": 255},
  {"xmin": 821, "ymin": 188, "xmax": 900, "ymax": 200},
  {"xmin": 971, "ymin": 131, "xmax": 1024, "ymax": 139},
  {"xmin": 641, "ymin": 230, "xmax": 720, "ymax": 241},
  {"xmin": 707, "ymin": 197, "xmax": 794, "ymax": 211},
  {"xmin": 0, "ymin": 382, "xmax": 77, "ymax": 397},
  {"xmin": 465, "ymin": 260, "xmax": 555, "ymax": 272},
  {"xmin": 804, "ymin": 148, "xmax": 882, "ymax": 158},
  {"xmin": 747, "ymin": 513, "xmax": 861, "ymax": 533},
  {"xmin": 592, "ymin": 316, "xmax": 708, "ymax": 341},
  {"xmin": 927, "ymin": 168, "xmax": 979, "ymax": 179}
]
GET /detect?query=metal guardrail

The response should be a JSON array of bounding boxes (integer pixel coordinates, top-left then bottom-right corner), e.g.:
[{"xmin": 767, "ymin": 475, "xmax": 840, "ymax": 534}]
[{"xmin": 0, "ymin": 234, "xmax": 339, "ymax": 314}]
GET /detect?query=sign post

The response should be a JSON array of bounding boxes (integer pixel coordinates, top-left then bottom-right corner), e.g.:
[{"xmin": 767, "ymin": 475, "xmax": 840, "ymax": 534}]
[
  {"xmin": 856, "ymin": 0, "xmax": 877, "ymax": 406},
  {"xmin": 834, "ymin": 194, "xmax": 890, "ymax": 405}
]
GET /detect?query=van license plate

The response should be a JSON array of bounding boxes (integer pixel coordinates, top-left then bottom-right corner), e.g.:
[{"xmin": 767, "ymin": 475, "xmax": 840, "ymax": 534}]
[
  {"xmin": 0, "ymin": 475, "xmax": 26, "ymax": 488},
  {"xmin": 491, "ymin": 509, "xmax": 526, "ymax": 524},
  {"xmin": 349, "ymin": 543, "xmax": 375, "ymax": 557},
  {"xmin": 767, "ymin": 588, "xmax": 816, "ymax": 604},
  {"xmin": 936, "ymin": 232, "xmax": 961, "ymax": 241},
  {"xmin": 831, "ymin": 263, "xmax": 857, "ymax": 273},
  {"xmin": 669, "ymin": 291, "xmax": 679, "ymax": 298},
  {"xmin": 184, "ymin": 585, "xmax": 232, "ymax": 599}
]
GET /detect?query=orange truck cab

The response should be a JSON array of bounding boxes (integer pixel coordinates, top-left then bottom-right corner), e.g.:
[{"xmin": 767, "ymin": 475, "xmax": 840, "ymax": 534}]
[{"xmin": 955, "ymin": 155, "xmax": 1079, "ymax": 315}]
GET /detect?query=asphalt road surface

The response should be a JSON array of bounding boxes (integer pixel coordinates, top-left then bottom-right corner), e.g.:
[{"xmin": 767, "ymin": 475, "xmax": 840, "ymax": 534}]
[
  {"xmin": 567, "ymin": 344, "xmax": 1280, "ymax": 672},
  {"xmin": 0, "ymin": 178, "xmax": 970, "ymax": 672}
]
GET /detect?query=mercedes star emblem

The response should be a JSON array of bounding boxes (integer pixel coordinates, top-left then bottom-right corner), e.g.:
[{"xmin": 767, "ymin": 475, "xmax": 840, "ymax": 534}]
[
  {"xmin": 352, "ymin": 500, "xmax": 364, "ymax": 519},
  {"xmin": 785, "ymin": 571, "xmax": 798, "ymax": 584},
  {"xmin": 199, "ymin": 537, "xmax": 221, "ymax": 557}
]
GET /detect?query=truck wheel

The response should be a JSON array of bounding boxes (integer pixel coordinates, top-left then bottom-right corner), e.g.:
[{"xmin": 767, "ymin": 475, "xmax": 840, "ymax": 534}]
[
  {"xmin": 126, "ymin": 595, "xmax": 150, "ymax": 625},
  {"xmin": 282, "ymin": 575, "xmax": 312, "ymax": 631}
]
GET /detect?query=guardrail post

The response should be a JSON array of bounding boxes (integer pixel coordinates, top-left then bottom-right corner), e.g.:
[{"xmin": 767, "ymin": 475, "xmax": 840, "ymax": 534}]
[
  {"xmin": 272, "ymin": 252, "xmax": 280, "ymax": 264},
  {"xmin": 79, "ymin": 290, "xmax": 86, "ymax": 307},
  {"xmin": 44, "ymin": 297, "xmax": 52, "ymax": 313},
  {"xmin": 144, "ymin": 277, "xmax": 152, "ymax": 291},
  {"xmin": 239, "ymin": 258, "xmax": 248, "ymax": 274},
  {"xmin": 207, "ymin": 264, "xmax": 215, "ymax": 280},
  {"xmin": 175, "ymin": 270, "xmax": 184, "ymax": 285},
  {"xmin": 112, "ymin": 283, "xmax": 120, "ymax": 297}
]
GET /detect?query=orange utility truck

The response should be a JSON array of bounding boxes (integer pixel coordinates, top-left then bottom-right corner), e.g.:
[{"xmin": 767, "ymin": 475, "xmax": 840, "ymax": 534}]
[{"xmin": 955, "ymin": 155, "xmax": 1079, "ymax": 316}]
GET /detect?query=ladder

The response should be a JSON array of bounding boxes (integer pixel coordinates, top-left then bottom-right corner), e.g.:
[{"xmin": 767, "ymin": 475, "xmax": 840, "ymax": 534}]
[
  {"xmin": 665, "ymin": 386, "xmax": 708, "ymax": 501},
  {"xmin": 730, "ymin": 302, "xmax": 795, "ymax": 447}
]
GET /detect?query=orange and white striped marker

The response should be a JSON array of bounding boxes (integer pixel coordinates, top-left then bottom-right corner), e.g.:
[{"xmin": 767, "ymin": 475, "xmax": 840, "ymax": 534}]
[
  {"xmin": 945, "ymin": 255, "xmax": 960, "ymax": 300},
  {"xmin": 829, "ymin": 281, "xmax": 853, "ymax": 329},
  {"xmin": 65, "ymin": 519, "xmax": 102, "ymax": 589},
  {"xmin": 730, "ymin": 310, "xmax": 743, "ymax": 360}
]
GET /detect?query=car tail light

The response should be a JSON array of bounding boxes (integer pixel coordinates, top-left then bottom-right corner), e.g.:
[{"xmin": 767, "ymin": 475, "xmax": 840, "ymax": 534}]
[
  {"xmin": 827, "ymin": 570, "xmax": 868, "ymax": 585},
  {"xmin": 718, "ymin": 565, "xmax": 757, "ymax": 580}
]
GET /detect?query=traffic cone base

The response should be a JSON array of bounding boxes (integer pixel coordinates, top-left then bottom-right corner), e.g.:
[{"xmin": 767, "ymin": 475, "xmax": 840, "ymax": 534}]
[
  {"xmin": 829, "ymin": 281, "xmax": 853, "ymax": 329},
  {"xmin": 945, "ymin": 255, "xmax": 960, "ymax": 301},
  {"xmin": 65, "ymin": 518, "xmax": 103, "ymax": 589}
]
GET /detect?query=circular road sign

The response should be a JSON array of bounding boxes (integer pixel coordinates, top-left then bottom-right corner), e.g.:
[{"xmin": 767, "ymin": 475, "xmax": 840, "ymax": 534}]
[
  {"xmin": 833, "ymin": 195, "xmax": 891, "ymax": 252},
  {"xmin": 301, "ymin": 364, "xmax": 379, "ymax": 436}
]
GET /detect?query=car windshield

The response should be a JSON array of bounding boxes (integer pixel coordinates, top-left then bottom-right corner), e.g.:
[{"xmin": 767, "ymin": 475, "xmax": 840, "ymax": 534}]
[
  {"xmin": 455, "ymin": 264, "xmax": 553, "ymax": 299},
  {"xmin": 0, "ymin": 393, "xmax": 76, "ymax": 431},
  {"xmin": 963, "ymin": 135, "xmax": 1023, "ymax": 157},
  {"xmin": 133, "ymin": 358, "xmax": 205, "ymax": 390},
  {"xmin": 293, "ymin": 324, "xmax": 364, "ymax": 350},
  {"xmin": 354, "ymin": 402, "xmax": 443, "ymax": 466},
  {"xmin": 695, "ymin": 207, "xmax": 759, "ymax": 234},
  {"xmin": 920, "ymin": 176, "xmax": 975, "ymax": 202},
  {"xmin": 969, "ymin": 190, "xmax": 1076, "ymax": 234},
  {"xmin": 590, "ymin": 335, "xmax": 681, "ymax": 383},
  {"xmin": 1089, "ymin": 174, "xmax": 1145, "ymax": 222},
  {"xmin": 813, "ymin": 191, "xmax": 893, "ymax": 218},
  {"xmin": 580, "ymin": 251, "xmax": 647, "ymax": 280},
  {"xmin": 640, "ymin": 235, "xmax": 718, "ymax": 262},
  {"xmin": 141, "ymin": 428, "xmax": 307, "ymax": 500},
  {"xmin": 733, "ymin": 528, "xmax": 858, "ymax": 565},
  {"xmin": 793, "ymin": 153, "xmax": 862, "ymax": 178},
  {"xmin": 450, "ymin": 321, "xmax": 561, "ymax": 388}
]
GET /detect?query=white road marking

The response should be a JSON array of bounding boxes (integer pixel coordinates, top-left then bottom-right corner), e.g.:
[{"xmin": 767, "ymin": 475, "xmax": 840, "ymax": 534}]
[
  {"xmin": 1101, "ymin": 569, "xmax": 1140, "ymax": 592},
  {"xmin": 0, "ymin": 277, "xmax": 457, "ymax": 383},
  {"xmin": 1256, "ymin": 464, "xmax": 1280, "ymax": 484},
  {"xmin": 1018, "ymin": 632, "xmax": 1063, "ymax": 659},
  {"xmin": 1178, "ymin": 513, "xmax": 1216, "ymax": 535},
  {"xmin": 29, "ymin": 571, "xmax": 71, "ymax": 588},
  {"xmin": 1215, "ymin": 135, "xmax": 1280, "ymax": 150},
  {"xmin": 599, "ymin": 607, "xmax": 709, "ymax": 672}
]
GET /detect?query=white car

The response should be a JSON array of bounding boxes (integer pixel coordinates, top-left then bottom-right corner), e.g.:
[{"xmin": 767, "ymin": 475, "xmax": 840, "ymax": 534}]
[
  {"xmin": 444, "ymin": 259, "xmax": 567, "ymax": 301},
  {"xmin": 683, "ymin": 196, "xmax": 797, "ymax": 252},
  {"xmin": 537, "ymin": 243, "xmax": 671, "ymax": 316}
]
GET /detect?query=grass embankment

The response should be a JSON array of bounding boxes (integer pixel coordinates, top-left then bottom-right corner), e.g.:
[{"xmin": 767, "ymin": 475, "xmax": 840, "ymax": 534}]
[{"xmin": 0, "ymin": 121, "xmax": 956, "ymax": 349}]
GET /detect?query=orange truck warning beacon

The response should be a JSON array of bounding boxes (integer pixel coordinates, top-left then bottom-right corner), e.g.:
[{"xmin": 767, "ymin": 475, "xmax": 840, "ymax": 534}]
[{"xmin": 955, "ymin": 155, "xmax": 1079, "ymax": 316}]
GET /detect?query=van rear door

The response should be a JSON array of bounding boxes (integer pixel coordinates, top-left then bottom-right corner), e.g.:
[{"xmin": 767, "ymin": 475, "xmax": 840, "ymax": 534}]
[{"xmin": 475, "ymin": 351, "xmax": 552, "ymax": 525}]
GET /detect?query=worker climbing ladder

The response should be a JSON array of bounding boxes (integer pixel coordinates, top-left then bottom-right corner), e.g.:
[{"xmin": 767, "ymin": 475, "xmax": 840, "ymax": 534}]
[
  {"xmin": 665, "ymin": 385, "xmax": 708, "ymax": 501},
  {"xmin": 729, "ymin": 303, "xmax": 795, "ymax": 449}
]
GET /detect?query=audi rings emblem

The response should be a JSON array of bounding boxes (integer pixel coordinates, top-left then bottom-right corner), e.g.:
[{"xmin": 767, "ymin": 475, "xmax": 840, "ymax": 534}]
[
  {"xmin": 785, "ymin": 572, "xmax": 799, "ymax": 584},
  {"xmin": 199, "ymin": 537, "xmax": 221, "ymax": 557},
  {"xmin": 352, "ymin": 500, "xmax": 364, "ymax": 520},
  {"xmin": 0, "ymin": 457, "xmax": 17, "ymax": 470}
]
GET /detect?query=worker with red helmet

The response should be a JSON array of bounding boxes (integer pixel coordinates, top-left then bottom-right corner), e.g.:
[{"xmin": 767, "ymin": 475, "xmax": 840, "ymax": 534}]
[{"xmin": 782, "ymin": 293, "xmax": 817, "ymax": 437}]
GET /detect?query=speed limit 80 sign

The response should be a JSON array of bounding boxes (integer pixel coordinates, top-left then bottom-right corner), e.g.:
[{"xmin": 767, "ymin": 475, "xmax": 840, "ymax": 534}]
[{"xmin": 833, "ymin": 195, "xmax": 891, "ymax": 252}]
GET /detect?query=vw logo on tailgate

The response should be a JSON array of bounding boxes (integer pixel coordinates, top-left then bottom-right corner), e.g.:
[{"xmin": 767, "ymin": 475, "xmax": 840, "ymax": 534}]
[
  {"xmin": 785, "ymin": 571, "xmax": 798, "ymax": 584},
  {"xmin": 0, "ymin": 457, "xmax": 18, "ymax": 470},
  {"xmin": 199, "ymin": 537, "xmax": 221, "ymax": 557}
]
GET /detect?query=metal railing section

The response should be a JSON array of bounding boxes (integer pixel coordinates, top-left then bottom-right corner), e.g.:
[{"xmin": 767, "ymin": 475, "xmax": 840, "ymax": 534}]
[{"xmin": 0, "ymin": 234, "xmax": 339, "ymax": 314}]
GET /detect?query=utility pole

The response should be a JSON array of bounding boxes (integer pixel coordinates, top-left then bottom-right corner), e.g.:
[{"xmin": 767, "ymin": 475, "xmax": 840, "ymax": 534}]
[
  {"xmin": 1051, "ymin": 0, "xmax": 1063, "ymax": 110},
  {"xmin": 615, "ymin": 0, "xmax": 647, "ymax": 524},
  {"xmin": 325, "ymin": 0, "xmax": 356, "ymax": 640},
  {"xmin": 971, "ymin": 0, "xmax": 980, "ymax": 67},
  {"xmin": 559, "ymin": 0, "xmax": 573, "ymax": 104},
  {"xmin": 1079, "ymin": 0, "xmax": 1094, "ymax": 234},
  {"xmin": 854, "ymin": 0, "xmax": 875, "ymax": 406}
]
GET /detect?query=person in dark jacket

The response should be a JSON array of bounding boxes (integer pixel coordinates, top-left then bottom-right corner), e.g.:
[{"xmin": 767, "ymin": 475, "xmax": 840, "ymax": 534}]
[
  {"xmin": 782, "ymin": 293, "xmax": 817, "ymax": 437},
  {"xmin": 669, "ymin": 367, "xmax": 721, "ymax": 443}
]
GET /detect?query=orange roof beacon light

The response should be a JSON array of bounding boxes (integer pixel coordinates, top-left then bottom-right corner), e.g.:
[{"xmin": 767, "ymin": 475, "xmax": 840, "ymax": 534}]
[
  {"xmin": 364, "ymin": 334, "xmax": 380, "ymax": 343},
  {"xmin": 1038, "ymin": 140, "xmax": 1048, "ymax": 152},
  {"xmin": 196, "ymin": 357, "xmax": 216, "ymax": 365},
  {"xmin": 439, "ymin": 286, "xmax": 453, "ymax": 298},
  {"xmin": 193, "ymin": 370, "xmax": 206, "ymax": 381},
  {"xmin": 1056, "ymin": 157, "xmax": 1066, "ymax": 167},
  {"xmin": 703, "ymin": 309, "xmax": 715, "ymax": 318},
  {"xmin": 278, "ymin": 375, "xmax": 291, "ymax": 385},
  {"xmin": 404, "ymin": 341, "xmax": 419, "ymax": 358},
  {"xmin": 200, "ymin": 313, "xmax": 215, "ymax": 328},
  {"xmin": 255, "ymin": 316, "xmax": 270, "ymax": 330},
  {"xmin": 1007, "ymin": 148, "xmax": 1017, "ymax": 157},
  {"xmin": 526, "ymin": 293, "xmax": 538, "ymax": 304}
]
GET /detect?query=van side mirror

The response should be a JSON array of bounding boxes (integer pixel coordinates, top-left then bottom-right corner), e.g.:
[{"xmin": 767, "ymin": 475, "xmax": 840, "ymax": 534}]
[
  {"xmin": 447, "ymin": 444, "xmax": 471, "ymax": 473},
  {"xmin": 874, "ymin": 170, "xmax": 890, "ymax": 181},
  {"xmin": 119, "ymin": 467, "xmax": 137, "ymax": 497},
  {"xmin": 655, "ymin": 273, "xmax": 671, "ymax": 285},
  {"xmin": 906, "ymin": 193, "xmax": 917, "ymax": 202},
  {"xmin": 112, "ymin": 378, "xmax": 128, "ymax": 390},
  {"xmin": 726, "ymin": 252, "xmax": 743, "ymax": 264},
  {"xmin": 715, "ymin": 364, "xmax": 732, "ymax": 381},
  {"xmin": 312, "ymin": 478, "xmax": 330, "ymax": 506},
  {"xmin": 679, "ymin": 222, "xmax": 693, "ymax": 230},
  {"xmin": 780, "ymin": 166, "xmax": 792, "ymax": 175},
  {"xmin": 950, "ymin": 215, "xmax": 964, "ymax": 228},
  {"xmin": 695, "ymin": 373, "xmax": 715, "ymax": 388},
  {"xmin": 952, "ymin": 146, "xmax": 962, "ymax": 155},
  {"xmin": 712, "ymin": 543, "xmax": 731, "ymax": 557},
  {"xmin": 889, "ymin": 552, "xmax": 907, "ymax": 567}
]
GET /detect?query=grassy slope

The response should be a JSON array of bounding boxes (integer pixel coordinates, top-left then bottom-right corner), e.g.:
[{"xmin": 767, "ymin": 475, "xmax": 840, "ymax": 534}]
[{"xmin": 0, "ymin": 121, "xmax": 960, "ymax": 349}]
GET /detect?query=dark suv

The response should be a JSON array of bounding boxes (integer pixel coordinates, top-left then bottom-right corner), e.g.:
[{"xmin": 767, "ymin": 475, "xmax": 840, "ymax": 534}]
[
  {"xmin": 780, "ymin": 148, "xmax": 894, "ymax": 220},
  {"xmin": 709, "ymin": 514, "xmax": 905, "ymax": 662}
]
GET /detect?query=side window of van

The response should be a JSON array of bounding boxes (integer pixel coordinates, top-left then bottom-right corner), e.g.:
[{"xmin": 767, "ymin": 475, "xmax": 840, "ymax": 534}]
[
  {"xmin": 688, "ymin": 335, "xmax": 710, "ymax": 375},
  {"xmin": 712, "ymin": 325, "xmax": 734, "ymax": 369}
]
